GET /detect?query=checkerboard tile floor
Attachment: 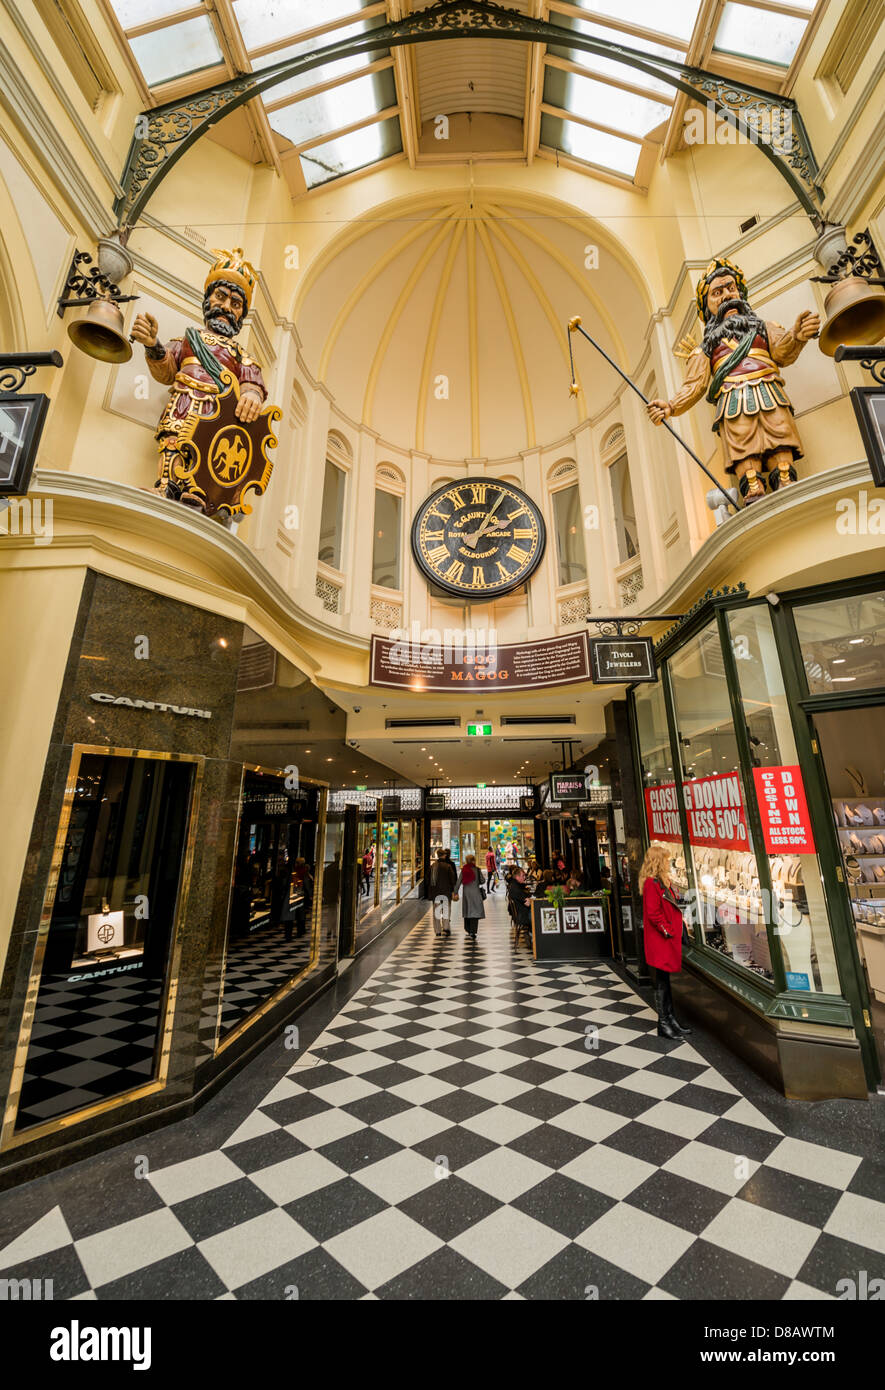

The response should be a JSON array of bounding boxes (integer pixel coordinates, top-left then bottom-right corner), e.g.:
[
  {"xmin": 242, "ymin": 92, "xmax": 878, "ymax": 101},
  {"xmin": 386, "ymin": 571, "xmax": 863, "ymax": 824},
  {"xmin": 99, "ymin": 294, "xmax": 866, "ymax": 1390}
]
[
  {"xmin": 15, "ymin": 973, "xmax": 164, "ymax": 1129},
  {"xmin": 2, "ymin": 896, "xmax": 883, "ymax": 1300}
]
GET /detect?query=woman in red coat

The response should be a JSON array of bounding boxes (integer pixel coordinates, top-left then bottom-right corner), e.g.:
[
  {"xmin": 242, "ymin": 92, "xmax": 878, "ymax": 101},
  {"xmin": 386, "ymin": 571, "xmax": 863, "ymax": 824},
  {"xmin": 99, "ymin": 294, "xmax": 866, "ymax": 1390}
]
[{"xmin": 639, "ymin": 842, "xmax": 692, "ymax": 1039}]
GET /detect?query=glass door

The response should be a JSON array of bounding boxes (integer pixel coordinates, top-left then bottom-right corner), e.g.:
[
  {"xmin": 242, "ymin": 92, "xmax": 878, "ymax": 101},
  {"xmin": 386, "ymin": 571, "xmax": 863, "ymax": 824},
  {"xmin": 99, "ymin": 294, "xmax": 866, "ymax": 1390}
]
[{"xmin": 813, "ymin": 705, "xmax": 885, "ymax": 1082}]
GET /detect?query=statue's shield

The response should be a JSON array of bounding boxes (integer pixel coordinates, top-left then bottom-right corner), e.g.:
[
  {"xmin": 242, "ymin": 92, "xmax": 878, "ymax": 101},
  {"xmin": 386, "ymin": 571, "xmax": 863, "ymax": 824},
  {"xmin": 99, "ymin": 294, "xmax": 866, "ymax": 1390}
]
[{"xmin": 174, "ymin": 370, "xmax": 280, "ymax": 517}]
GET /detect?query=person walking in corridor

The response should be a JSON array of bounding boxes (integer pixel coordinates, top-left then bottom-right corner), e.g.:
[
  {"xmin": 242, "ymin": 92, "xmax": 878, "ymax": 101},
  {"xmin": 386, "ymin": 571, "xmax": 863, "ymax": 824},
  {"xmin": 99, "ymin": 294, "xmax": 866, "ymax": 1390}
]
[
  {"xmin": 639, "ymin": 842, "xmax": 692, "ymax": 1039},
  {"xmin": 485, "ymin": 845, "xmax": 498, "ymax": 892},
  {"xmin": 428, "ymin": 847, "xmax": 456, "ymax": 936},
  {"xmin": 454, "ymin": 854, "xmax": 486, "ymax": 939}
]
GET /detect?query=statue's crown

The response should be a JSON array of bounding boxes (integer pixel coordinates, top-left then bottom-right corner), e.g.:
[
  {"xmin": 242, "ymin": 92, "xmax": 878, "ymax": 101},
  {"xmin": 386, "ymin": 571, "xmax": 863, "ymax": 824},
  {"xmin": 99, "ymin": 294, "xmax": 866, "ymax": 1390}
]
[{"xmin": 205, "ymin": 248, "xmax": 257, "ymax": 311}]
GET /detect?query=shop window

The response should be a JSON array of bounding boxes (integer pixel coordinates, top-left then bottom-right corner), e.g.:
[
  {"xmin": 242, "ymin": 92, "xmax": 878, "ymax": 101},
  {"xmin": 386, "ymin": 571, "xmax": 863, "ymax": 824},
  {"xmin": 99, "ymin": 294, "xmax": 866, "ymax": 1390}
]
[
  {"xmin": 608, "ymin": 452, "xmax": 638, "ymax": 563},
  {"xmin": 793, "ymin": 588, "xmax": 885, "ymax": 695},
  {"xmin": 552, "ymin": 483, "xmax": 586, "ymax": 586},
  {"xmin": 372, "ymin": 489, "xmax": 401, "ymax": 589},
  {"xmin": 14, "ymin": 751, "xmax": 195, "ymax": 1131},
  {"xmin": 317, "ymin": 459, "xmax": 345, "ymax": 569},
  {"xmin": 219, "ymin": 770, "xmax": 321, "ymax": 1041},
  {"xmin": 727, "ymin": 606, "xmax": 840, "ymax": 994},
  {"xmin": 667, "ymin": 622, "xmax": 774, "ymax": 982},
  {"xmin": 634, "ymin": 680, "xmax": 692, "ymax": 925}
]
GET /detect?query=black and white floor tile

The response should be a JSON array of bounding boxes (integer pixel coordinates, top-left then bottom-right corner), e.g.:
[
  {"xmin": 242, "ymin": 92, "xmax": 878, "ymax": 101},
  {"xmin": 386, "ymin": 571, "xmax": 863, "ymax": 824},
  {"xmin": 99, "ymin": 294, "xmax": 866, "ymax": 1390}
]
[
  {"xmin": 2, "ymin": 896, "xmax": 883, "ymax": 1300},
  {"xmin": 15, "ymin": 973, "xmax": 163, "ymax": 1130}
]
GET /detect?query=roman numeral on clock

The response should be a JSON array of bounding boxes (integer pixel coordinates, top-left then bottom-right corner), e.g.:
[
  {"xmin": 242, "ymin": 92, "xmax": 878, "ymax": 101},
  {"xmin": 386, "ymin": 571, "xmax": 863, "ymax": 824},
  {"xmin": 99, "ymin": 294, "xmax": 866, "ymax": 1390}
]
[
  {"xmin": 496, "ymin": 561, "xmax": 511, "ymax": 581},
  {"xmin": 507, "ymin": 545, "xmax": 529, "ymax": 564},
  {"xmin": 426, "ymin": 543, "xmax": 450, "ymax": 565},
  {"xmin": 469, "ymin": 484, "xmax": 487, "ymax": 504},
  {"xmin": 512, "ymin": 528, "xmax": 534, "ymax": 540},
  {"xmin": 423, "ymin": 529, "xmax": 445, "ymax": 541},
  {"xmin": 445, "ymin": 560, "xmax": 465, "ymax": 583},
  {"xmin": 472, "ymin": 567, "xmax": 486, "ymax": 588},
  {"xmin": 448, "ymin": 489, "xmax": 465, "ymax": 508},
  {"xmin": 506, "ymin": 506, "xmax": 528, "ymax": 522}
]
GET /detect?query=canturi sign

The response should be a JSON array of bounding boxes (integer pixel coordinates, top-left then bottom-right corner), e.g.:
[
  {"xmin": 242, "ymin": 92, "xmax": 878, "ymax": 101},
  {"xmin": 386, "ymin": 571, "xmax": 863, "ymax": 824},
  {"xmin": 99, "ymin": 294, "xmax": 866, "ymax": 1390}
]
[{"xmin": 90, "ymin": 693, "xmax": 212, "ymax": 719}]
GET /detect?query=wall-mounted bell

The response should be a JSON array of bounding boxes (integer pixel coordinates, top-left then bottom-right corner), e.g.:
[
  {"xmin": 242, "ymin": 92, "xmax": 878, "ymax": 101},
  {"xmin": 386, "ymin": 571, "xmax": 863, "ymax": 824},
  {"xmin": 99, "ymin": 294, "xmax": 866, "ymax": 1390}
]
[
  {"xmin": 819, "ymin": 274, "xmax": 885, "ymax": 357},
  {"xmin": 66, "ymin": 297, "xmax": 132, "ymax": 363}
]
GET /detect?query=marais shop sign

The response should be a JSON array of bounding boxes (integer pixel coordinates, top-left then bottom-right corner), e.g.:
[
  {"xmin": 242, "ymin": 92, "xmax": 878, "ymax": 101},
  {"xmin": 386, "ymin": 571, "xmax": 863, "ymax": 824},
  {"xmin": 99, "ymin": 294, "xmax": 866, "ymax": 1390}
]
[{"xmin": 645, "ymin": 771, "xmax": 748, "ymax": 850}]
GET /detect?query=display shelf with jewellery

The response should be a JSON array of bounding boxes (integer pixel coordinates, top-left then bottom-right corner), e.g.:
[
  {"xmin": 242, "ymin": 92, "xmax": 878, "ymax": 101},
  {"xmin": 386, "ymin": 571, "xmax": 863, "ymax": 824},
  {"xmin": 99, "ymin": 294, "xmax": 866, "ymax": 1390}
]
[{"xmin": 834, "ymin": 797, "xmax": 885, "ymax": 895}]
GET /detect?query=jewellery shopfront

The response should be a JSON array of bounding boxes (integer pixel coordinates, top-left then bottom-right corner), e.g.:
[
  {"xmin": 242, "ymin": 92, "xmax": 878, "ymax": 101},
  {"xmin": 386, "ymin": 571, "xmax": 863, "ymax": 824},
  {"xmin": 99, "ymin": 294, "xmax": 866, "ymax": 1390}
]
[
  {"xmin": 630, "ymin": 581, "xmax": 885, "ymax": 1101},
  {"xmin": 0, "ymin": 574, "xmax": 340, "ymax": 1184}
]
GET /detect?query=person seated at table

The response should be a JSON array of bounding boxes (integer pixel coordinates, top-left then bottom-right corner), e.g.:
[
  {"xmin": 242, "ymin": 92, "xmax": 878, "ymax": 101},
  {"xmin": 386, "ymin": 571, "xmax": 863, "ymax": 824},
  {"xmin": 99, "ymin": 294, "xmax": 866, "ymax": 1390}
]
[
  {"xmin": 534, "ymin": 868, "xmax": 555, "ymax": 898},
  {"xmin": 507, "ymin": 867, "xmax": 534, "ymax": 935},
  {"xmin": 564, "ymin": 873, "xmax": 584, "ymax": 896}
]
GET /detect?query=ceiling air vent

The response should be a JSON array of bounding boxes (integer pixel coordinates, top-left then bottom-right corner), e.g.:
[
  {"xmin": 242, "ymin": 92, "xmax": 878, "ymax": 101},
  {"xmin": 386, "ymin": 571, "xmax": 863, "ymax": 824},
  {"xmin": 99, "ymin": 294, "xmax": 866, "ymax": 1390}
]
[
  {"xmin": 499, "ymin": 715, "xmax": 576, "ymax": 726},
  {"xmin": 385, "ymin": 717, "xmax": 461, "ymax": 729}
]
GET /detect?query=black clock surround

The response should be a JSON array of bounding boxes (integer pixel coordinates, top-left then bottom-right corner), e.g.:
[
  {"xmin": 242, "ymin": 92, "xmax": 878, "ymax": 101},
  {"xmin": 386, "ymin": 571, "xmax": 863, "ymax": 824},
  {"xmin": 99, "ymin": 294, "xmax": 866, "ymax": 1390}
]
[{"xmin": 411, "ymin": 477, "xmax": 547, "ymax": 598}]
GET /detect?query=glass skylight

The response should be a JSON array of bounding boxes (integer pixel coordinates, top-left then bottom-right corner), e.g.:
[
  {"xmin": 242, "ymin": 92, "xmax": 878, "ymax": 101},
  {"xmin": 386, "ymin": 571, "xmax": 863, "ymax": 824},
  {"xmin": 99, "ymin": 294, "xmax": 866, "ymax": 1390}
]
[
  {"xmin": 545, "ymin": 69, "xmax": 671, "ymax": 139},
  {"xmin": 713, "ymin": 2, "xmax": 809, "ymax": 67},
  {"xmin": 109, "ymin": 0, "xmax": 189, "ymax": 28},
  {"xmin": 547, "ymin": 16, "xmax": 684, "ymax": 99},
  {"xmin": 567, "ymin": 0, "xmax": 704, "ymax": 43},
  {"xmin": 232, "ymin": 0, "xmax": 375, "ymax": 54},
  {"xmin": 541, "ymin": 114, "xmax": 642, "ymax": 177},
  {"xmin": 300, "ymin": 116, "xmax": 402, "ymax": 188},
  {"xmin": 254, "ymin": 22, "xmax": 387, "ymax": 105},
  {"xmin": 269, "ymin": 69, "xmax": 397, "ymax": 147},
  {"xmin": 128, "ymin": 15, "xmax": 223, "ymax": 87}
]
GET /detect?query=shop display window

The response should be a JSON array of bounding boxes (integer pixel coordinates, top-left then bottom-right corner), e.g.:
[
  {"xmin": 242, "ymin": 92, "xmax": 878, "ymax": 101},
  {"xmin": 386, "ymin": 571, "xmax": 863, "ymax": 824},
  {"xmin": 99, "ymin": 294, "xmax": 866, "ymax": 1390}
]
[
  {"xmin": 217, "ymin": 770, "xmax": 321, "ymax": 1041},
  {"xmin": 793, "ymin": 588, "xmax": 885, "ymax": 696},
  {"xmin": 634, "ymin": 678, "xmax": 690, "ymax": 913},
  {"xmin": 15, "ymin": 750, "xmax": 196, "ymax": 1131},
  {"xmin": 727, "ymin": 606, "xmax": 840, "ymax": 994},
  {"xmin": 380, "ymin": 819, "xmax": 399, "ymax": 905},
  {"xmin": 667, "ymin": 622, "xmax": 774, "ymax": 982}
]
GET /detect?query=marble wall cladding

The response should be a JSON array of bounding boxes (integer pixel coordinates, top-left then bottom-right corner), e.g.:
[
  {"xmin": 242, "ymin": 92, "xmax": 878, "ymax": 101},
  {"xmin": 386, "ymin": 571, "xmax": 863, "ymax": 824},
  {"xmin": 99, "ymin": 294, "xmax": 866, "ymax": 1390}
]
[
  {"xmin": 65, "ymin": 574, "xmax": 243, "ymax": 759},
  {"xmin": 0, "ymin": 571, "xmax": 347, "ymax": 1178},
  {"xmin": 195, "ymin": 759, "xmax": 247, "ymax": 1064}
]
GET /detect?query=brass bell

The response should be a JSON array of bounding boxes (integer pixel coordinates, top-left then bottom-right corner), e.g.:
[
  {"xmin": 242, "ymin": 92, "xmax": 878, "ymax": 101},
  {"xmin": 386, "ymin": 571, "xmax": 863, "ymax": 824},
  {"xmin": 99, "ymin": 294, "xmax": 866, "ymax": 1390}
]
[
  {"xmin": 67, "ymin": 297, "xmax": 132, "ymax": 363},
  {"xmin": 818, "ymin": 274, "xmax": 885, "ymax": 357}
]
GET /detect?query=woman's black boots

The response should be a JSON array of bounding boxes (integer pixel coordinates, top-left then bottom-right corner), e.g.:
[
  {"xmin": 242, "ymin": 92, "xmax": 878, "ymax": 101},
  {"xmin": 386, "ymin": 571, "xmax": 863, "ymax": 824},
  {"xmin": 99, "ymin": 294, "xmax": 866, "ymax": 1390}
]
[
  {"xmin": 656, "ymin": 973, "xmax": 692, "ymax": 1037},
  {"xmin": 655, "ymin": 984, "xmax": 681, "ymax": 1039}
]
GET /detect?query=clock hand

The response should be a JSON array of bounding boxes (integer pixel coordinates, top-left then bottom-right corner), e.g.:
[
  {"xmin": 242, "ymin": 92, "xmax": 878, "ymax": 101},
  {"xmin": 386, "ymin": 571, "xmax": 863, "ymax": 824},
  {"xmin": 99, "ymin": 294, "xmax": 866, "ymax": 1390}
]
[{"xmin": 464, "ymin": 491, "xmax": 505, "ymax": 550}]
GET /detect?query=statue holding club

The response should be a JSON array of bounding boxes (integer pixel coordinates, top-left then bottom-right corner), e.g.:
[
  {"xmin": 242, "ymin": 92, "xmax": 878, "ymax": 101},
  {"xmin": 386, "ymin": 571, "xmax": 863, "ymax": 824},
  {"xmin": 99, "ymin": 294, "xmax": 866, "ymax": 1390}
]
[{"xmin": 647, "ymin": 257, "xmax": 819, "ymax": 505}]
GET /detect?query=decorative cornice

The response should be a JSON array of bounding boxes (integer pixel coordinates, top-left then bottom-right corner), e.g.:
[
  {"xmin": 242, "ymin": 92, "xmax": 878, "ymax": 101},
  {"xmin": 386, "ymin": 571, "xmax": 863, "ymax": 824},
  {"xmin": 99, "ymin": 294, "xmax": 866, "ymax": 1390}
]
[
  {"xmin": 20, "ymin": 471, "xmax": 371, "ymax": 662},
  {"xmin": 2, "ymin": 0, "xmax": 123, "ymax": 197},
  {"xmin": 0, "ymin": 39, "xmax": 114, "ymax": 239},
  {"xmin": 634, "ymin": 459, "xmax": 881, "ymax": 623}
]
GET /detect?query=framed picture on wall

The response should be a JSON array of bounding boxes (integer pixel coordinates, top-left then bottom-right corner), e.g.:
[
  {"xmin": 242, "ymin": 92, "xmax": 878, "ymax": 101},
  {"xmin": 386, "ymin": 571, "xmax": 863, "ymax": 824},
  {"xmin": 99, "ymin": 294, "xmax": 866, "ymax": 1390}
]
[
  {"xmin": 540, "ymin": 906, "xmax": 560, "ymax": 934},
  {"xmin": 584, "ymin": 904, "xmax": 605, "ymax": 933},
  {"xmin": 562, "ymin": 906, "xmax": 582, "ymax": 933}
]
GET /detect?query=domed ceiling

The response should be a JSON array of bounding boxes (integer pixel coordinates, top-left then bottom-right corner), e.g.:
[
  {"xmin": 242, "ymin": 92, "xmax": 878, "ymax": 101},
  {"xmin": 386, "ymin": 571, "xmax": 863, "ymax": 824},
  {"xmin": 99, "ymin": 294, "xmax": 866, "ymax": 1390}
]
[{"xmin": 295, "ymin": 193, "xmax": 650, "ymax": 460}]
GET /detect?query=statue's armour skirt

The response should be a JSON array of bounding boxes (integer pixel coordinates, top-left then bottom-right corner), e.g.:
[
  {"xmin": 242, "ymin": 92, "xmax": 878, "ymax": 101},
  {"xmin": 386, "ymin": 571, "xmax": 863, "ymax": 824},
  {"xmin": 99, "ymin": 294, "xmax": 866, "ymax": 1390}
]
[{"xmin": 713, "ymin": 379, "xmax": 802, "ymax": 469}]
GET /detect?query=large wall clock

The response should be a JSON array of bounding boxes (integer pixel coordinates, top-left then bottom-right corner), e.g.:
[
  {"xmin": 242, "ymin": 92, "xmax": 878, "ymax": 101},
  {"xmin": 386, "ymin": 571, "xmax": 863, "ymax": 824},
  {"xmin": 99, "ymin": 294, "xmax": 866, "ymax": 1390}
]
[{"xmin": 411, "ymin": 477, "xmax": 546, "ymax": 598}]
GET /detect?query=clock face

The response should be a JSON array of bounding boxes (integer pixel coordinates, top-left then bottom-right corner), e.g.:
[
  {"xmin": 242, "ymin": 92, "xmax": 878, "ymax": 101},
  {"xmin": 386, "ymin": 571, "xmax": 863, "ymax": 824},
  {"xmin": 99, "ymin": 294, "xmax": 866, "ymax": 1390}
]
[{"xmin": 412, "ymin": 478, "xmax": 546, "ymax": 598}]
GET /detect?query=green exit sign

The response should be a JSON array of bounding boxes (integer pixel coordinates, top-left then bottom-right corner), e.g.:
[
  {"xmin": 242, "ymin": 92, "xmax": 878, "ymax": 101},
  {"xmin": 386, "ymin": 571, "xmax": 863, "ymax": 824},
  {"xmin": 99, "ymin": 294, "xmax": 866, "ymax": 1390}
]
[
  {"xmin": 467, "ymin": 723, "xmax": 492, "ymax": 737},
  {"xmin": 356, "ymin": 784, "xmax": 367, "ymax": 791},
  {"xmin": 476, "ymin": 782, "xmax": 487, "ymax": 789}
]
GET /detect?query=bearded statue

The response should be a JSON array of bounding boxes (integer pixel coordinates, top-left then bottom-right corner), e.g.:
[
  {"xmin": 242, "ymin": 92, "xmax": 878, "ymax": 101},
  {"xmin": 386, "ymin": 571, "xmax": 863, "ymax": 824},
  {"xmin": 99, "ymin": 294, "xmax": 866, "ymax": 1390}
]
[
  {"xmin": 130, "ymin": 248, "xmax": 268, "ymax": 507},
  {"xmin": 647, "ymin": 257, "xmax": 820, "ymax": 504}
]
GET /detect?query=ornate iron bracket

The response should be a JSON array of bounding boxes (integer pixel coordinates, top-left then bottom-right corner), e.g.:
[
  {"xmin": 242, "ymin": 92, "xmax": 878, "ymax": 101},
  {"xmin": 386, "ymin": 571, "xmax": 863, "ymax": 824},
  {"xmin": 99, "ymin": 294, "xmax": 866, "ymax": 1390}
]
[
  {"xmin": 810, "ymin": 229, "xmax": 885, "ymax": 287},
  {"xmin": 114, "ymin": 0, "xmax": 825, "ymax": 231},
  {"xmin": 57, "ymin": 250, "xmax": 138, "ymax": 317},
  {"xmin": 654, "ymin": 584, "xmax": 749, "ymax": 651},
  {"xmin": 835, "ymin": 344, "xmax": 885, "ymax": 387},
  {"xmin": 0, "ymin": 351, "xmax": 63, "ymax": 393},
  {"xmin": 588, "ymin": 615, "xmax": 683, "ymax": 638}
]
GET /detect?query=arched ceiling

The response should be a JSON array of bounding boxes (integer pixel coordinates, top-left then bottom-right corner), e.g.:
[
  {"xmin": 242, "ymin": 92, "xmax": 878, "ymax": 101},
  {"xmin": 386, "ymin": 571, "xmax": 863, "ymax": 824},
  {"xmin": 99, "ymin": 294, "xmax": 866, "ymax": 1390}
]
[{"xmin": 295, "ymin": 192, "xmax": 650, "ymax": 460}]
